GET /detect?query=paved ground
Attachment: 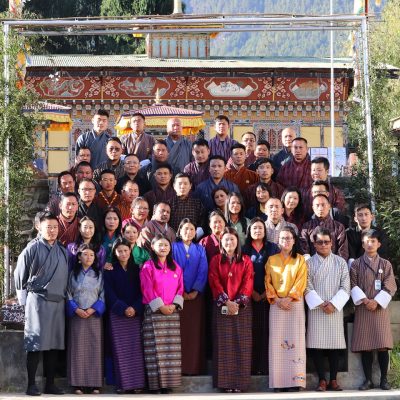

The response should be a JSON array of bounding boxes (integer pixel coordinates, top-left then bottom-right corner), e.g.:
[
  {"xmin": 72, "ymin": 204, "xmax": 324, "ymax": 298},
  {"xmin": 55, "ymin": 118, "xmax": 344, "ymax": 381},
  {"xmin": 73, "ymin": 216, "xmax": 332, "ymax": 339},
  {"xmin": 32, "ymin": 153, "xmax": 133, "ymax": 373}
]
[{"xmin": 1, "ymin": 390, "xmax": 400, "ymax": 400}]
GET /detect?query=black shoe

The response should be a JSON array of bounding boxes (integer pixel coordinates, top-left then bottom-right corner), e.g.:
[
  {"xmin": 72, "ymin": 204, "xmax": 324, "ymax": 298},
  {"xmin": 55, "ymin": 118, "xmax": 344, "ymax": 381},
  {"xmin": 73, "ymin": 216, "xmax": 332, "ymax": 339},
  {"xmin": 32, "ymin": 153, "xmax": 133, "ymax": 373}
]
[
  {"xmin": 359, "ymin": 380, "xmax": 374, "ymax": 390},
  {"xmin": 26, "ymin": 385, "xmax": 41, "ymax": 396},
  {"xmin": 43, "ymin": 385, "xmax": 65, "ymax": 395},
  {"xmin": 380, "ymin": 378, "xmax": 391, "ymax": 390}
]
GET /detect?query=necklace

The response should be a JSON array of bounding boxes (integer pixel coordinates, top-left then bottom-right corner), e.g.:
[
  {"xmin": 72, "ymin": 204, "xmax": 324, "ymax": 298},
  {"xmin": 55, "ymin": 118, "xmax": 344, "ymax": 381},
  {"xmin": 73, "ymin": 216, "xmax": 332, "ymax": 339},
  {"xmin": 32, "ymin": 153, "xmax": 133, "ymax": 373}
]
[{"xmin": 99, "ymin": 191, "xmax": 118, "ymax": 206}]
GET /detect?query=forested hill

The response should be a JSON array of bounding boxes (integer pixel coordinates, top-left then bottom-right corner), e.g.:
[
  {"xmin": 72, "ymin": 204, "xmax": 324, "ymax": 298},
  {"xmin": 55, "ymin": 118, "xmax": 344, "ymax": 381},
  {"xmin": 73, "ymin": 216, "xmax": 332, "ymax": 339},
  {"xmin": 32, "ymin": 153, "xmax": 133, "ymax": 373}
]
[{"xmin": 184, "ymin": 0, "xmax": 386, "ymax": 58}]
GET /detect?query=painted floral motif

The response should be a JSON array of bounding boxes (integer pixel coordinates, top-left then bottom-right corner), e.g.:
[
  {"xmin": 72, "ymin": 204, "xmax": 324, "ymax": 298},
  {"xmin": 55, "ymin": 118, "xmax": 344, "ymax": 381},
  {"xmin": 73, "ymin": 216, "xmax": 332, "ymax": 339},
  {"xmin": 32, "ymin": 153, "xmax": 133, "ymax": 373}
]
[
  {"xmin": 39, "ymin": 76, "xmax": 85, "ymax": 98},
  {"xmin": 256, "ymin": 77, "xmax": 273, "ymax": 99},
  {"xmin": 281, "ymin": 340, "xmax": 295, "ymax": 350}
]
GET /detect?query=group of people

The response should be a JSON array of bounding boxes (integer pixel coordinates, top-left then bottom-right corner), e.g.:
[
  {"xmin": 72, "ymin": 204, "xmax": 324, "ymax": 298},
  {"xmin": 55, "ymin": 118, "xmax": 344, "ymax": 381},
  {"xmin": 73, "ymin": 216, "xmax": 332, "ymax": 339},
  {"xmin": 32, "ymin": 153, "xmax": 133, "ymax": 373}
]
[{"xmin": 14, "ymin": 109, "xmax": 397, "ymax": 395}]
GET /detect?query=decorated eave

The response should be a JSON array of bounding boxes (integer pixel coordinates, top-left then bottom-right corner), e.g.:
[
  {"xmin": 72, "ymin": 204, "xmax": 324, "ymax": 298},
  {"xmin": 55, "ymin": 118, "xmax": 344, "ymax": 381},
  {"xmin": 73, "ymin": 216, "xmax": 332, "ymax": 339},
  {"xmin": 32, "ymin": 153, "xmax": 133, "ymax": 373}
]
[{"xmin": 25, "ymin": 55, "xmax": 353, "ymax": 119}]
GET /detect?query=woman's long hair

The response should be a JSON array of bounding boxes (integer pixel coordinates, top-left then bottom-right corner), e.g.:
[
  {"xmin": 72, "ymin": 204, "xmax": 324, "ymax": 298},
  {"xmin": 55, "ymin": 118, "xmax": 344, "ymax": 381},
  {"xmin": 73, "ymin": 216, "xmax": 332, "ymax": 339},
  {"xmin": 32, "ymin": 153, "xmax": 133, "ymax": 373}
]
[
  {"xmin": 102, "ymin": 206, "xmax": 123, "ymax": 236},
  {"xmin": 220, "ymin": 226, "xmax": 242, "ymax": 262},
  {"xmin": 111, "ymin": 237, "xmax": 136, "ymax": 271},
  {"xmin": 175, "ymin": 218, "xmax": 197, "ymax": 243},
  {"xmin": 224, "ymin": 191, "xmax": 248, "ymax": 232},
  {"xmin": 279, "ymin": 226, "xmax": 302, "ymax": 259},
  {"xmin": 75, "ymin": 216, "xmax": 101, "ymax": 252},
  {"xmin": 74, "ymin": 243, "xmax": 100, "ymax": 279},
  {"xmin": 149, "ymin": 234, "xmax": 176, "ymax": 271},
  {"xmin": 281, "ymin": 187, "xmax": 304, "ymax": 221},
  {"xmin": 244, "ymin": 217, "xmax": 267, "ymax": 248}
]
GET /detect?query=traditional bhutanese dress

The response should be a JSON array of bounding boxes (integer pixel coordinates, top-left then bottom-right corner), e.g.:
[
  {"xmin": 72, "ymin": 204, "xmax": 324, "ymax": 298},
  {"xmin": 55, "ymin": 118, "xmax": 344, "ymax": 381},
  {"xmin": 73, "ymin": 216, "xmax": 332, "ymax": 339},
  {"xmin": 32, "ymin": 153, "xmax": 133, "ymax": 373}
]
[
  {"xmin": 172, "ymin": 241, "xmax": 208, "ymax": 375},
  {"xmin": 265, "ymin": 253, "xmax": 307, "ymax": 389},
  {"xmin": 67, "ymin": 267, "xmax": 105, "ymax": 388},
  {"xmin": 208, "ymin": 254, "xmax": 254, "ymax": 391},
  {"xmin": 305, "ymin": 253, "xmax": 350, "ymax": 349},
  {"xmin": 104, "ymin": 262, "xmax": 146, "ymax": 391},
  {"xmin": 243, "ymin": 241, "xmax": 279, "ymax": 375},
  {"xmin": 140, "ymin": 259, "xmax": 184, "ymax": 390},
  {"xmin": 350, "ymin": 254, "xmax": 397, "ymax": 352}
]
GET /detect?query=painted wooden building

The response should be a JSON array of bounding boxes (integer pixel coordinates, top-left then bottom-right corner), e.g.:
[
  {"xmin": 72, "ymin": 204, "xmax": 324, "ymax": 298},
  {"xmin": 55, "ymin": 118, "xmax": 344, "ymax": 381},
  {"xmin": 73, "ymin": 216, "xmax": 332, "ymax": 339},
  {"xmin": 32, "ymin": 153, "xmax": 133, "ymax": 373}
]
[{"xmin": 25, "ymin": 26, "xmax": 353, "ymax": 175}]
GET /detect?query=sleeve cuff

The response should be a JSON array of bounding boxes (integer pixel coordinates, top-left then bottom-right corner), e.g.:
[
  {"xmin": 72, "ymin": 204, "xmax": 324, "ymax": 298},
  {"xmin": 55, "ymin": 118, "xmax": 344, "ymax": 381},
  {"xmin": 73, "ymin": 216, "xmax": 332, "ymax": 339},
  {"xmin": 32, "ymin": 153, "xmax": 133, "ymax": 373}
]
[
  {"xmin": 149, "ymin": 297, "xmax": 165, "ymax": 312},
  {"xmin": 348, "ymin": 258, "xmax": 355, "ymax": 268},
  {"xmin": 330, "ymin": 289, "xmax": 350, "ymax": 311},
  {"xmin": 351, "ymin": 286, "xmax": 367, "ymax": 305},
  {"xmin": 91, "ymin": 300, "xmax": 106, "ymax": 316},
  {"xmin": 304, "ymin": 254, "xmax": 311, "ymax": 261},
  {"xmin": 374, "ymin": 290, "xmax": 392, "ymax": 309},
  {"xmin": 173, "ymin": 294, "xmax": 184, "ymax": 310},
  {"xmin": 305, "ymin": 290, "xmax": 324, "ymax": 310},
  {"xmin": 234, "ymin": 294, "xmax": 250, "ymax": 307},
  {"xmin": 16, "ymin": 289, "xmax": 27, "ymax": 306},
  {"xmin": 216, "ymin": 292, "xmax": 229, "ymax": 307},
  {"xmin": 66, "ymin": 300, "xmax": 79, "ymax": 318}
]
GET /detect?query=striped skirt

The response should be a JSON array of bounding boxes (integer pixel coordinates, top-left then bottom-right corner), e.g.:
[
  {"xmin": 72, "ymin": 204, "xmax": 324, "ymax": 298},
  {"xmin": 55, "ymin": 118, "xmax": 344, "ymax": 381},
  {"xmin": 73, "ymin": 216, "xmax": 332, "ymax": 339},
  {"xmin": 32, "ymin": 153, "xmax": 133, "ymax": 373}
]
[
  {"xmin": 252, "ymin": 300, "xmax": 269, "ymax": 375},
  {"xmin": 109, "ymin": 313, "xmax": 146, "ymax": 390},
  {"xmin": 67, "ymin": 315, "xmax": 103, "ymax": 388},
  {"xmin": 269, "ymin": 299, "xmax": 306, "ymax": 389},
  {"xmin": 180, "ymin": 294, "xmax": 206, "ymax": 375},
  {"xmin": 143, "ymin": 306, "xmax": 182, "ymax": 390},
  {"xmin": 212, "ymin": 302, "xmax": 252, "ymax": 391}
]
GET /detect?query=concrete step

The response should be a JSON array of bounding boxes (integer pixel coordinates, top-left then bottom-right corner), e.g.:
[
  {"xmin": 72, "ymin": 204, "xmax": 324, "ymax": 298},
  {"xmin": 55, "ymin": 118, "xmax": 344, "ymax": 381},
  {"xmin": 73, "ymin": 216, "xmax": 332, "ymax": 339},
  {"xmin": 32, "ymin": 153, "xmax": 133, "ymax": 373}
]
[{"xmin": 1, "ymin": 390, "xmax": 400, "ymax": 400}]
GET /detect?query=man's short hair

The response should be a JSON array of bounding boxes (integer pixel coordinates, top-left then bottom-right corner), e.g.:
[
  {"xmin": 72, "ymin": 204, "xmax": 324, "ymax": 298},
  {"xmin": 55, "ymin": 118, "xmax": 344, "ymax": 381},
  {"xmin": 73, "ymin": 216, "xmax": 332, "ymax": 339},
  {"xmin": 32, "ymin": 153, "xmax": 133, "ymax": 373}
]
[
  {"xmin": 125, "ymin": 153, "xmax": 140, "ymax": 161},
  {"xmin": 60, "ymin": 192, "xmax": 79, "ymax": 203},
  {"xmin": 78, "ymin": 178, "xmax": 96, "ymax": 188},
  {"xmin": 231, "ymin": 143, "xmax": 246, "ymax": 152},
  {"xmin": 57, "ymin": 171, "xmax": 74, "ymax": 186},
  {"xmin": 209, "ymin": 155, "xmax": 226, "ymax": 164},
  {"xmin": 312, "ymin": 227, "xmax": 332, "ymax": 242},
  {"xmin": 39, "ymin": 211, "xmax": 58, "ymax": 223},
  {"xmin": 361, "ymin": 228, "xmax": 381, "ymax": 242},
  {"xmin": 292, "ymin": 137, "xmax": 308, "ymax": 146},
  {"xmin": 154, "ymin": 163, "xmax": 173, "ymax": 173},
  {"xmin": 100, "ymin": 169, "xmax": 116, "ymax": 178},
  {"xmin": 256, "ymin": 139, "xmax": 271, "ymax": 151},
  {"xmin": 192, "ymin": 138, "xmax": 209, "ymax": 149},
  {"xmin": 153, "ymin": 139, "xmax": 168, "ymax": 149},
  {"xmin": 153, "ymin": 201, "xmax": 171, "ymax": 212},
  {"xmin": 122, "ymin": 180, "xmax": 139, "ymax": 190},
  {"xmin": 241, "ymin": 131, "xmax": 256, "ymax": 139},
  {"xmin": 94, "ymin": 109, "xmax": 109, "ymax": 118},
  {"xmin": 76, "ymin": 145, "xmax": 91, "ymax": 156},
  {"xmin": 354, "ymin": 203, "xmax": 373, "ymax": 215},
  {"xmin": 312, "ymin": 180, "xmax": 330, "ymax": 191},
  {"xmin": 215, "ymin": 115, "xmax": 230, "ymax": 125},
  {"xmin": 312, "ymin": 194, "xmax": 330, "ymax": 204},
  {"xmin": 312, "ymin": 157, "xmax": 330, "ymax": 170},
  {"xmin": 106, "ymin": 136, "xmax": 122, "ymax": 146},
  {"xmin": 76, "ymin": 161, "xmax": 93, "ymax": 172},
  {"xmin": 174, "ymin": 172, "xmax": 192, "ymax": 184},
  {"xmin": 130, "ymin": 112, "xmax": 146, "ymax": 121},
  {"xmin": 255, "ymin": 157, "xmax": 274, "ymax": 169}
]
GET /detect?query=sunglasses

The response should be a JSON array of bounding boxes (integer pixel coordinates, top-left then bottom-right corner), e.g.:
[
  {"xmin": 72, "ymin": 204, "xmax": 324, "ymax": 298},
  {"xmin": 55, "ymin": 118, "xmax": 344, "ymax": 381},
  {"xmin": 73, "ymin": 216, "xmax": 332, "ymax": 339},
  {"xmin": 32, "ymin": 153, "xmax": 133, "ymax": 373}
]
[{"xmin": 315, "ymin": 240, "xmax": 331, "ymax": 245}]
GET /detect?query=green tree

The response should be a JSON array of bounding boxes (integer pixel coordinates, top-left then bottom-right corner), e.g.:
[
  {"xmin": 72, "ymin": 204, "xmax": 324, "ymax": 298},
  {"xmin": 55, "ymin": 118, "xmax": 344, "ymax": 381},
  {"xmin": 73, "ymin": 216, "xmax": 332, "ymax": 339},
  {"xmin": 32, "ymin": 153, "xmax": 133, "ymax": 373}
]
[
  {"xmin": 0, "ymin": 23, "xmax": 39, "ymax": 299},
  {"xmin": 347, "ymin": 0, "xmax": 400, "ymax": 269}
]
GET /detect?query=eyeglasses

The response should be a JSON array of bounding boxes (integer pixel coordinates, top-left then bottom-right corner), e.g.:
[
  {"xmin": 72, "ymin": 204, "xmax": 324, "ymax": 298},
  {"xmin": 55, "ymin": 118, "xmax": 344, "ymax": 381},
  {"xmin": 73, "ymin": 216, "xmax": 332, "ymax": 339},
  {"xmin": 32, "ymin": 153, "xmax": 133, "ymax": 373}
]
[
  {"xmin": 134, "ymin": 206, "xmax": 149, "ymax": 211},
  {"xmin": 280, "ymin": 237, "xmax": 293, "ymax": 241},
  {"xmin": 315, "ymin": 240, "xmax": 331, "ymax": 245}
]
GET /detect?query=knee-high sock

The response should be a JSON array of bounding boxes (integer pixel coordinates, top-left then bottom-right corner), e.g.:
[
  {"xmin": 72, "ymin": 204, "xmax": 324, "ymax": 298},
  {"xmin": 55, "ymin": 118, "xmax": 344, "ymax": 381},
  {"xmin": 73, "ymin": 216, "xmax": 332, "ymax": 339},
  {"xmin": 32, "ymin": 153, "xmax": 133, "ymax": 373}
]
[
  {"xmin": 27, "ymin": 351, "xmax": 41, "ymax": 386},
  {"xmin": 377, "ymin": 351, "xmax": 389, "ymax": 381},
  {"xmin": 361, "ymin": 351, "xmax": 373, "ymax": 381},
  {"xmin": 43, "ymin": 350, "xmax": 58, "ymax": 386}
]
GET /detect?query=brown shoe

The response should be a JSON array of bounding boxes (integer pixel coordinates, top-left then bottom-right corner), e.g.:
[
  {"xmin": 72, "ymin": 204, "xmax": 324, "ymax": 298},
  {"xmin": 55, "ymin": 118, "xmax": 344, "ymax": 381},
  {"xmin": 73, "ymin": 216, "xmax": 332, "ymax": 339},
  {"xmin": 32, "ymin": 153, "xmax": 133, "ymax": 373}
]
[
  {"xmin": 316, "ymin": 379, "xmax": 327, "ymax": 391},
  {"xmin": 328, "ymin": 380, "xmax": 343, "ymax": 391}
]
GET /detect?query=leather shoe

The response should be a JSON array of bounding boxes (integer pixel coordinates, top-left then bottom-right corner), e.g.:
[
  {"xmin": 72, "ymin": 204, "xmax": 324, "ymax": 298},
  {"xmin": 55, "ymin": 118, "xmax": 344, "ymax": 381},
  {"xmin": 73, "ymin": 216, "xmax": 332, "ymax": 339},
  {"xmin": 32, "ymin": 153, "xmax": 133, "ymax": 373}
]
[
  {"xmin": 380, "ymin": 378, "xmax": 391, "ymax": 390},
  {"xmin": 359, "ymin": 380, "xmax": 374, "ymax": 390},
  {"xmin": 316, "ymin": 379, "xmax": 327, "ymax": 391},
  {"xmin": 26, "ymin": 385, "xmax": 41, "ymax": 396},
  {"xmin": 328, "ymin": 380, "xmax": 343, "ymax": 391},
  {"xmin": 44, "ymin": 385, "xmax": 65, "ymax": 395}
]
